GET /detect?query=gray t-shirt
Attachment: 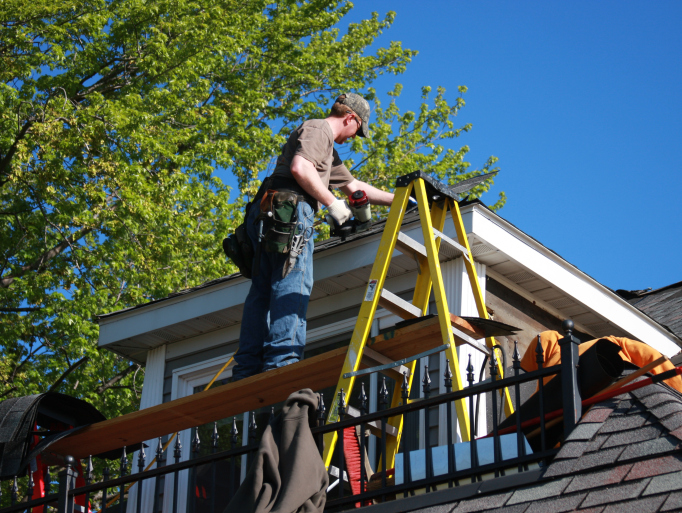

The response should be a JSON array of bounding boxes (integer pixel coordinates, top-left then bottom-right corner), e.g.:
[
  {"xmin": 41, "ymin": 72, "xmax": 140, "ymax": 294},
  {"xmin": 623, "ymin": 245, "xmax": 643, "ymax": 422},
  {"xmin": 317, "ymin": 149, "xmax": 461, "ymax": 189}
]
[{"xmin": 272, "ymin": 119, "xmax": 354, "ymax": 191}]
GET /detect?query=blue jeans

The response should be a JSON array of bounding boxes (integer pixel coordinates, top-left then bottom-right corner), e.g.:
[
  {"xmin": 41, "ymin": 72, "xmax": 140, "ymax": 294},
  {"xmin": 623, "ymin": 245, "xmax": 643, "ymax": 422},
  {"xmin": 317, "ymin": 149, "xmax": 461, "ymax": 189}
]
[{"xmin": 232, "ymin": 199, "xmax": 315, "ymax": 381}]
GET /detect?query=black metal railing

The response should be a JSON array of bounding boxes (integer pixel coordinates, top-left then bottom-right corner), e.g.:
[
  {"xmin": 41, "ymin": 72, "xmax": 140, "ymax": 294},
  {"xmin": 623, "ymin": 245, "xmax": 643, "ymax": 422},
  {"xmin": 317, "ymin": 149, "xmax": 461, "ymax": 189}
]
[{"xmin": 0, "ymin": 321, "xmax": 582, "ymax": 512}]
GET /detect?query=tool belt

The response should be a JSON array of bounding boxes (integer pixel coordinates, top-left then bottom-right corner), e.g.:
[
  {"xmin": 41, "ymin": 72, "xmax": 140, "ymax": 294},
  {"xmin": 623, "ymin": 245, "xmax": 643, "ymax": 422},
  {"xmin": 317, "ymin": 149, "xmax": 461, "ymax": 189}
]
[
  {"xmin": 258, "ymin": 189, "xmax": 305, "ymax": 254},
  {"xmin": 223, "ymin": 175, "xmax": 314, "ymax": 279}
]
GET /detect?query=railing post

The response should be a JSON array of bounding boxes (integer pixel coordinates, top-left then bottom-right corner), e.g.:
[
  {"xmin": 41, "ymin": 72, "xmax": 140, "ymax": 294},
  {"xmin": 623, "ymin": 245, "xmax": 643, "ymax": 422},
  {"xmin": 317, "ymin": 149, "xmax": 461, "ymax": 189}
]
[
  {"xmin": 559, "ymin": 319, "xmax": 581, "ymax": 435},
  {"xmin": 57, "ymin": 455, "xmax": 76, "ymax": 513}
]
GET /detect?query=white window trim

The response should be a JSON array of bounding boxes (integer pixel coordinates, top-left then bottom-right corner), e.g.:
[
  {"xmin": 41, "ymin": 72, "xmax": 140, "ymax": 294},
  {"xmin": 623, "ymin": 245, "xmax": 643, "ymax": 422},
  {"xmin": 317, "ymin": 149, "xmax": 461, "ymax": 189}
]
[{"xmin": 163, "ymin": 354, "xmax": 234, "ymax": 513}]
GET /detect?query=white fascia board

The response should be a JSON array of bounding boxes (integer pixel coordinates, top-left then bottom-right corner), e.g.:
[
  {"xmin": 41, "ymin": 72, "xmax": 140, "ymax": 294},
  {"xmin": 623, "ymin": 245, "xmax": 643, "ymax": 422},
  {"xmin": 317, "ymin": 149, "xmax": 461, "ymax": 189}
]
[
  {"xmin": 469, "ymin": 206, "xmax": 682, "ymax": 356},
  {"xmin": 98, "ymin": 278, "xmax": 251, "ymax": 347}
]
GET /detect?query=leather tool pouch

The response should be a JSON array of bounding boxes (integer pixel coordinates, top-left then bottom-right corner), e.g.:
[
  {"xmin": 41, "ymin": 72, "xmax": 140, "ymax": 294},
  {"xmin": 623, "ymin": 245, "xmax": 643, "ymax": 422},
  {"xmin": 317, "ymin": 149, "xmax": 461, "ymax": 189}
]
[
  {"xmin": 222, "ymin": 203, "xmax": 255, "ymax": 279},
  {"xmin": 259, "ymin": 190, "xmax": 299, "ymax": 254}
]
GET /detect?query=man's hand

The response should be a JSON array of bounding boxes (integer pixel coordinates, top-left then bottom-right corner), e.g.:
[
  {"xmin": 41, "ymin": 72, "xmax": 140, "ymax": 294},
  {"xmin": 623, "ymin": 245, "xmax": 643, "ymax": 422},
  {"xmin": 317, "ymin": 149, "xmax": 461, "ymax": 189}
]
[{"xmin": 326, "ymin": 198, "xmax": 352, "ymax": 225}]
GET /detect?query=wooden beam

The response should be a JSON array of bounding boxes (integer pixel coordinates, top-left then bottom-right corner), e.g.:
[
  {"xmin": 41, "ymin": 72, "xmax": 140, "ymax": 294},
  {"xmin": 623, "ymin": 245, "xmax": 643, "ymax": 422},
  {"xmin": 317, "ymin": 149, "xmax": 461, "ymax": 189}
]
[
  {"xmin": 450, "ymin": 313, "xmax": 486, "ymax": 340},
  {"xmin": 50, "ymin": 316, "xmax": 447, "ymax": 459}
]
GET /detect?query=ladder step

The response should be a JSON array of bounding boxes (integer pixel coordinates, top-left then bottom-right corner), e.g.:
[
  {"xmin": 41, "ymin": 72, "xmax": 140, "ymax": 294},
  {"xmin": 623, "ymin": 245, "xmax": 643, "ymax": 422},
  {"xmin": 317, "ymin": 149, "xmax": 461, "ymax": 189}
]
[
  {"xmin": 362, "ymin": 347, "xmax": 410, "ymax": 382},
  {"xmin": 432, "ymin": 228, "xmax": 471, "ymax": 263},
  {"xmin": 347, "ymin": 405, "xmax": 399, "ymax": 438},
  {"xmin": 395, "ymin": 232, "xmax": 427, "ymax": 263},
  {"xmin": 379, "ymin": 288, "xmax": 423, "ymax": 320},
  {"xmin": 451, "ymin": 325, "xmax": 490, "ymax": 356}
]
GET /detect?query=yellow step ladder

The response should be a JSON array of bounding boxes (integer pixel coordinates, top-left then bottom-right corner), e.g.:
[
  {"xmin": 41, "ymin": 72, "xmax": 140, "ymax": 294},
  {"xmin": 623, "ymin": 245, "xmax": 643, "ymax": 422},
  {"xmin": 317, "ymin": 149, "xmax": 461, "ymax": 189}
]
[{"xmin": 322, "ymin": 171, "xmax": 514, "ymax": 472}]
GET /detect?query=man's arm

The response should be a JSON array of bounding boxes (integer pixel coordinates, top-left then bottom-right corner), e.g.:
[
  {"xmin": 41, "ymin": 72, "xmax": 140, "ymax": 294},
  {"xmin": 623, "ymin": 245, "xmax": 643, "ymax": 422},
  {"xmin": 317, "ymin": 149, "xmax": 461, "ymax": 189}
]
[
  {"xmin": 340, "ymin": 179, "xmax": 394, "ymax": 206},
  {"xmin": 290, "ymin": 155, "xmax": 336, "ymax": 206}
]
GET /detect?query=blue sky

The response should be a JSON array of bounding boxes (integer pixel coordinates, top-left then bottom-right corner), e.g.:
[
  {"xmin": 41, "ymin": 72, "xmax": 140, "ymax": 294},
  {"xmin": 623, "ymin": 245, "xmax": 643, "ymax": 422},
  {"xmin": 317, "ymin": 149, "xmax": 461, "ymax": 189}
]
[
  {"xmin": 342, "ymin": 1, "xmax": 682, "ymax": 292},
  {"xmin": 225, "ymin": 1, "xmax": 681, "ymax": 292}
]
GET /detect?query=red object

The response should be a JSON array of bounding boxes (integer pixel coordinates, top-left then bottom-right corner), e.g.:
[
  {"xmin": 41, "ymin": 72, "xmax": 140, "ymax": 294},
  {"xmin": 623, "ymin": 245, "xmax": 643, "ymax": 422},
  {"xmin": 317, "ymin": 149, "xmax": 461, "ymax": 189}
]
[
  {"xmin": 342, "ymin": 426, "xmax": 365, "ymax": 507},
  {"xmin": 349, "ymin": 190, "xmax": 368, "ymax": 208},
  {"xmin": 29, "ymin": 422, "xmax": 91, "ymax": 513}
]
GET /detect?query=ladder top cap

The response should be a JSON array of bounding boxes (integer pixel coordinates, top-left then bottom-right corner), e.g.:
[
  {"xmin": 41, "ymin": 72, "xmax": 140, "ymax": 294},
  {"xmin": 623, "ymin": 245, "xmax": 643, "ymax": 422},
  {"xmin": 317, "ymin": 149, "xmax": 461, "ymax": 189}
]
[
  {"xmin": 395, "ymin": 170, "xmax": 498, "ymax": 203},
  {"xmin": 395, "ymin": 171, "xmax": 458, "ymax": 201}
]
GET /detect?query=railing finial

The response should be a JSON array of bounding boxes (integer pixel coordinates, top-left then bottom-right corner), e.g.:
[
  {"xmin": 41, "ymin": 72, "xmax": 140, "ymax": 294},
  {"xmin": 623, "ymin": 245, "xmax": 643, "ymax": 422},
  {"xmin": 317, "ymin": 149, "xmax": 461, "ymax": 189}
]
[
  {"xmin": 444, "ymin": 359, "xmax": 453, "ymax": 393},
  {"xmin": 359, "ymin": 382, "xmax": 368, "ymax": 414},
  {"xmin": 422, "ymin": 365, "xmax": 431, "ymax": 398},
  {"xmin": 466, "ymin": 354, "xmax": 475, "ymax": 387},
  {"xmin": 379, "ymin": 377, "xmax": 389, "ymax": 409}
]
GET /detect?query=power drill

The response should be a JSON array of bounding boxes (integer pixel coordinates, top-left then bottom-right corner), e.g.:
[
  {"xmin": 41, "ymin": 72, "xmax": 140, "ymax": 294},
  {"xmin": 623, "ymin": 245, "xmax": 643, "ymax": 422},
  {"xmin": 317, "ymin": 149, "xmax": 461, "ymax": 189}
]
[{"xmin": 327, "ymin": 190, "xmax": 372, "ymax": 241}]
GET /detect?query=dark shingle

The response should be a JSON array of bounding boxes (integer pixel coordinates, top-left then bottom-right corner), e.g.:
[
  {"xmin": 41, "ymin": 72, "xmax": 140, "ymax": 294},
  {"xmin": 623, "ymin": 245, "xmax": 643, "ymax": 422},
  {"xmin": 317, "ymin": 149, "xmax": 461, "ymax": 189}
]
[
  {"xmin": 598, "ymin": 413, "xmax": 649, "ymax": 434},
  {"xmin": 523, "ymin": 493, "xmax": 586, "ymax": 513},
  {"xmin": 542, "ymin": 458, "xmax": 578, "ymax": 478},
  {"xmin": 638, "ymin": 392, "xmax": 678, "ymax": 410},
  {"xmin": 485, "ymin": 505, "xmax": 529, "ymax": 513},
  {"xmin": 625, "ymin": 455, "xmax": 682, "ymax": 481},
  {"xmin": 601, "ymin": 494, "xmax": 667, "ymax": 513},
  {"xmin": 649, "ymin": 401, "xmax": 682, "ymax": 420},
  {"xmin": 659, "ymin": 412, "xmax": 682, "ymax": 433},
  {"xmin": 671, "ymin": 426, "xmax": 682, "ymax": 441},
  {"xmin": 599, "ymin": 424, "xmax": 665, "ymax": 449},
  {"xmin": 642, "ymin": 470, "xmax": 682, "ymax": 496},
  {"xmin": 412, "ymin": 505, "xmax": 457, "ymax": 513},
  {"xmin": 483, "ymin": 504, "xmax": 530, "ymax": 513},
  {"xmin": 611, "ymin": 400, "xmax": 634, "ymax": 415},
  {"xmin": 661, "ymin": 491, "xmax": 682, "ymax": 511},
  {"xmin": 563, "ymin": 464, "xmax": 632, "ymax": 494},
  {"xmin": 632, "ymin": 383, "xmax": 667, "ymax": 400},
  {"xmin": 582, "ymin": 407, "xmax": 613, "ymax": 423},
  {"xmin": 618, "ymin": 436, "xmax": 679, "ymax": 462},
  {"xmin": 555, "ymin": 441, "xmax": 587, "ymax": 460},
  {"xmin": 580, "ymin": 478, "xmax": 650, "ymax": 508},
  {"xmin": 506, "ymin": 477, "xmax": 572, "ymax": 505},
  {"xmin": 565, "ymin": 423, "xmax": 602, "ymax": 441},
  {"xmin": 450, "ymin": 492, "xmax": 512, "ymax": 513},
  {"xmin": 572, "ymin": 446, "xmax": 626, "ymax": 472},
  {"xmin": 584, "ymin": 435, "xmax": 608, "ymax": 453}
]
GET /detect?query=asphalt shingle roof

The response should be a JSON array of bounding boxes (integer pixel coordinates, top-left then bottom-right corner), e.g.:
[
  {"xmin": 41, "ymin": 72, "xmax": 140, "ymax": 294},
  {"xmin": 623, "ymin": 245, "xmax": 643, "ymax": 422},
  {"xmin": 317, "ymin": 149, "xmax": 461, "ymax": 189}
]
[
  {"xmin": 618, "ymin": 281, "xmax": 682, "ymax": 340},
  {"xmin": 378, "ymin": 378, "xmax": 682, "ymax": 513}
]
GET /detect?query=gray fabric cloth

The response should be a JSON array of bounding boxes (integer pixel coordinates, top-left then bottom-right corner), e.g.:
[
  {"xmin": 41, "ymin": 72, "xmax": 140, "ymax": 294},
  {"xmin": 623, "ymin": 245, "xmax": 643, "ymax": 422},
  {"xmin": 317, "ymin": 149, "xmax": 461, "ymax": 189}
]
[{"xmin": 224, "ymin": 389, "xmax": 328, "ymax": 513}]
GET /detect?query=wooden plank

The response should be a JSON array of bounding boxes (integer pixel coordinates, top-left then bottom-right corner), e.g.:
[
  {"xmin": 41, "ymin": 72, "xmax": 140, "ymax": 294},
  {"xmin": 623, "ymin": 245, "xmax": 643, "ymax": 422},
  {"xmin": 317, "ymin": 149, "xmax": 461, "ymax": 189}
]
[
  {"xmin": 49, "ymin": 316, "xmax": 447, "ymax": 459},
  {"xmin": 450, "ymin": 313, "xmax": 486, "ymax": 340}
]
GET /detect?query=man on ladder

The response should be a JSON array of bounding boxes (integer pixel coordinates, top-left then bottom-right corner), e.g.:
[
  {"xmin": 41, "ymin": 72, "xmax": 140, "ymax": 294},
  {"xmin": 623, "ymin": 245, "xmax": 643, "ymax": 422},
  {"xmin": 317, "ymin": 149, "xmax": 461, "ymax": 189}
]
[{"xmin": 232, "ymin": 93, "xmax": 395, "ymax": 381}]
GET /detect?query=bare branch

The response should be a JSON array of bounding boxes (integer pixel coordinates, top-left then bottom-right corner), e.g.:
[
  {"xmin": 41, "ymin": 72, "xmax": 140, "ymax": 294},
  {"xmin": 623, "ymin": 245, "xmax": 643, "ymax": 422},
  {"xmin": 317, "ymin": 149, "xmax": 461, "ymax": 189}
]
[
  {"xmin": 0, "ymin": 307, "xmax": 41, "ymax": 313},
  {"xmin": 47, "ymin": 356, "xmax": 89, "ymax": 393},
  {"xmin": 95, "ymin": 363, "xmax": 140, "ymax": 395}
]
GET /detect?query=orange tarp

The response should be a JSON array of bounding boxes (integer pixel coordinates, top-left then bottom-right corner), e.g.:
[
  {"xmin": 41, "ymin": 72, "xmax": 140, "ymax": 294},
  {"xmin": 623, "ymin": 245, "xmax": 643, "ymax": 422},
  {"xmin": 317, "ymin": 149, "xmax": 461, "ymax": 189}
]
[{"xmin": 520, "ymin": 330, "xmax": 682, "ymax": 394}]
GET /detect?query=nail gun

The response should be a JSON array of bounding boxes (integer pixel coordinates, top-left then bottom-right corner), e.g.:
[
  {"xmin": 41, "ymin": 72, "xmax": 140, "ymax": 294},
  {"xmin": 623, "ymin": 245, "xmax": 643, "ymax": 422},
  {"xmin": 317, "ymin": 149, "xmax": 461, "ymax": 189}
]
[{"xmin": 326, "ymin": 190, "xmax": 372, "ymax": 241}]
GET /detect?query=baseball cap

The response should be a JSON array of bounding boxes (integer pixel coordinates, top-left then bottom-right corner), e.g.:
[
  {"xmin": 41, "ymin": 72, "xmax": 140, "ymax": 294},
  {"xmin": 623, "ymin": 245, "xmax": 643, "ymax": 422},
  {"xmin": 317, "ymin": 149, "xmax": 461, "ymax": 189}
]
[{"xmin": 336, "ymin": 93, "xmax": 370, "ymax": 138}]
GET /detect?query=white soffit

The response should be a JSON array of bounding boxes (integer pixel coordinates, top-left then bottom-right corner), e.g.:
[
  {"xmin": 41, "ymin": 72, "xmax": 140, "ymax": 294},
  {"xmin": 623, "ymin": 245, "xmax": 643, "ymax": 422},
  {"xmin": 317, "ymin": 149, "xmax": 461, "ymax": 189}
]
[{"xmin": 468, "ymin": 206, "xmax": 681, "ymax": 356}]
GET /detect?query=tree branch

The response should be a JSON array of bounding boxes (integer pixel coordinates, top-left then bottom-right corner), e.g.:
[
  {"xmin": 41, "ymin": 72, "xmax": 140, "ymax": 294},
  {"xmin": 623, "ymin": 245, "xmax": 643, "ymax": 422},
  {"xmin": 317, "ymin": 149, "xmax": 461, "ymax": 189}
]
[
  {"xmin": 47, "ymin": 356, "xmax": 89, "ymax": 393},
  {"xmin": 0, "ymin": 225, "xmax": 94, "ymax": 288},
  {"xmin": 95, "ymin": 363, "xmax": 140, "ymax": 395}
]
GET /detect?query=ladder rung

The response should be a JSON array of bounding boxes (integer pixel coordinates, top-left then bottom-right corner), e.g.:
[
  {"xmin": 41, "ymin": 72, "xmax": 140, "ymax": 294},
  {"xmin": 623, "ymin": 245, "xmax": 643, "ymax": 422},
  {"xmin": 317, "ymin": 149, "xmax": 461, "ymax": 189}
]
[
  {"xmin": 379, "ymin": 288, "xmax": 423, "ymax": 320},
  {"xmin": 433, "ymin": 228, "xmax": 471, "ymax": 263},
  {"xmin": 362, "ymin": 347, "xmax": 410, "ymax": 381},
  {"xmin": 451, "ymin": 325, "xmax": 490, "ymax": 355},
  {"xmin": 395, "ymin": 232, "xmax": 427, "ymax": 261},
  {"xmin": 347, "ymin": 405, "xmax": 399, "ymax": 438}
]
